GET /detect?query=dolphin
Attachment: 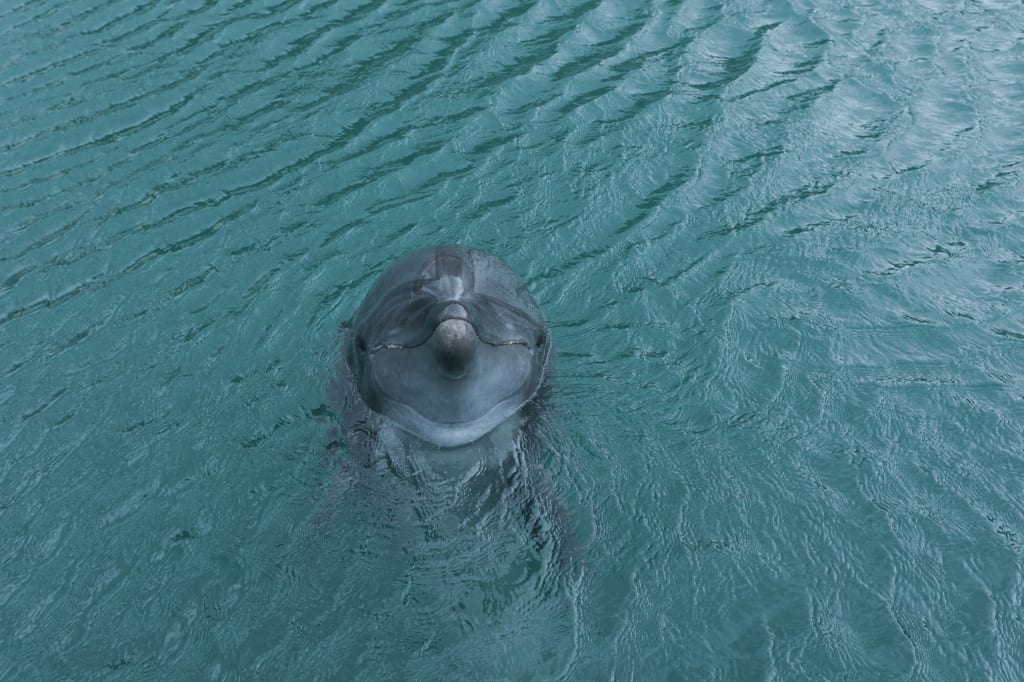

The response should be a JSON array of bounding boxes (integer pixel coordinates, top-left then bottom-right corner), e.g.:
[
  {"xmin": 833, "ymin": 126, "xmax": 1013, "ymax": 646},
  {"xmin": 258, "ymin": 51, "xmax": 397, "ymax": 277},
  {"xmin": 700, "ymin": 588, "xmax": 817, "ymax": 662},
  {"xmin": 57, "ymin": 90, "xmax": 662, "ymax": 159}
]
[{"xmin": 331, "ymin": 245, "xmax": 576, "ymax": 565}]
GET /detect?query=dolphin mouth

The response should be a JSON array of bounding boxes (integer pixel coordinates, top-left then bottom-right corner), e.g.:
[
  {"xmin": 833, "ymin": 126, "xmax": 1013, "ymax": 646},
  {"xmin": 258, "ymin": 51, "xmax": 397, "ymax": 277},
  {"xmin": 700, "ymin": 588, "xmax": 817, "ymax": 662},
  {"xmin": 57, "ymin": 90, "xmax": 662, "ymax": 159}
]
[
  {"xmin": 371, "ymin": 332, "xmax": 532, "ymax": 352},
  {"xmin": 370, "ymin": 302, "xmax": 533, "ymax": 353},
  {"xmin": 364, "ymin": 294, "xmax": 543, "ymax": 352}
]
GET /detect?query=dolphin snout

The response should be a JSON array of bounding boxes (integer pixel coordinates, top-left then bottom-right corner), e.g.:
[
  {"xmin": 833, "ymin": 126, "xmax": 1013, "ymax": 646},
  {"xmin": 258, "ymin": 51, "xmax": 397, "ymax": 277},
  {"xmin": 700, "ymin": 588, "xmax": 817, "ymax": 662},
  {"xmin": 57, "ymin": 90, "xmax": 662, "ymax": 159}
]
[{"xmin": 433, "ymin": 318, "xmax": 477, "ymax": 379}]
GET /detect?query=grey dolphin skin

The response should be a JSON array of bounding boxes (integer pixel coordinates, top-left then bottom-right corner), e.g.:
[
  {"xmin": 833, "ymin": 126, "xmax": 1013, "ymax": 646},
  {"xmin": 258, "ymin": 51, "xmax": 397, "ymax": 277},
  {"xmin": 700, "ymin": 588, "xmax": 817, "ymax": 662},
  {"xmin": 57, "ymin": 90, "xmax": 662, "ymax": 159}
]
[{"xmin": 345, "ymin": 245, "xmax": 551, "ymax": 448}]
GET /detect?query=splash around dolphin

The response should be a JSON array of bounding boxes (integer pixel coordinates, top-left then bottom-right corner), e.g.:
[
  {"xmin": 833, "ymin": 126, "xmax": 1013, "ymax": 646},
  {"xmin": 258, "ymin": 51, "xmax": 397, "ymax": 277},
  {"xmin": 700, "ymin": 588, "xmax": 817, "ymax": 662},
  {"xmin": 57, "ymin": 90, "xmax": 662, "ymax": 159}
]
[{"xmin": 344, "ymin": 245, "xmax": 552, "ymax": 448}]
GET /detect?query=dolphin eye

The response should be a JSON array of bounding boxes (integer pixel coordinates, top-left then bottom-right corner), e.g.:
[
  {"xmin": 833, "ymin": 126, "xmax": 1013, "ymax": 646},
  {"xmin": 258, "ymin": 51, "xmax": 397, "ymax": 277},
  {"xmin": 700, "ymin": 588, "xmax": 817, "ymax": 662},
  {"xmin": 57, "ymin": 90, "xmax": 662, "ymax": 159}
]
[
  {"xmin": 536, "ymin": 334, "xmax": 545, "ymax": 348},
  {"xmin": 356, "ymin": 336, "xmax": 368, "ymax": 353}
]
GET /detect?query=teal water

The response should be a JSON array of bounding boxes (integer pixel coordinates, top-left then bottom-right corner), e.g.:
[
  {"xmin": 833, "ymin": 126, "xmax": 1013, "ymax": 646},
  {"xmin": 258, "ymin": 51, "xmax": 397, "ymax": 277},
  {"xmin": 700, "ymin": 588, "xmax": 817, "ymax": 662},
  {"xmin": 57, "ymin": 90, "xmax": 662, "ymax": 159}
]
[{"xmin": 3, "ymin": 0, "xmax": 1024, "ymax": 678}]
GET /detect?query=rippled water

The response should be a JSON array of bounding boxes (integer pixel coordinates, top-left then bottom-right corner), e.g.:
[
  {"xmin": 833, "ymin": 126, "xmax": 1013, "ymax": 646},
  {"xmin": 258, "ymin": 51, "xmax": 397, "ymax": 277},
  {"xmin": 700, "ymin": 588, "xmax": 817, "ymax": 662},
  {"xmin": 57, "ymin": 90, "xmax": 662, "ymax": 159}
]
[{"xmin": 4, "ymin": 0, "xmax": 1024, "ymax": 678}]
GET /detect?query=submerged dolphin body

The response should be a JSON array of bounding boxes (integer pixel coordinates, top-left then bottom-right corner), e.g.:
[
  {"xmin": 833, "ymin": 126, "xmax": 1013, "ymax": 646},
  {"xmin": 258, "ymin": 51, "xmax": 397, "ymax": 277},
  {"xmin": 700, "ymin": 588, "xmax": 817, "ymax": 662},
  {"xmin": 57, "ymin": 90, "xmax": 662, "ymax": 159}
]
[{"xmin": 332, "ymin": 245, "xmax": 575, "ymax": 564}]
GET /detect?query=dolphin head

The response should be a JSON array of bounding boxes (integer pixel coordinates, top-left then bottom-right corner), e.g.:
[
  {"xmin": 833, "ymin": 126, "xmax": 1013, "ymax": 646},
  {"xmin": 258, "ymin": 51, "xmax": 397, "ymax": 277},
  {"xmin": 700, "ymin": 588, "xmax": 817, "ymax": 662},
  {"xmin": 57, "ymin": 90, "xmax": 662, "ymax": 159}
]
[{"xmin": 347, "ymin": 246, "xmax": 551, "ymax": 447}]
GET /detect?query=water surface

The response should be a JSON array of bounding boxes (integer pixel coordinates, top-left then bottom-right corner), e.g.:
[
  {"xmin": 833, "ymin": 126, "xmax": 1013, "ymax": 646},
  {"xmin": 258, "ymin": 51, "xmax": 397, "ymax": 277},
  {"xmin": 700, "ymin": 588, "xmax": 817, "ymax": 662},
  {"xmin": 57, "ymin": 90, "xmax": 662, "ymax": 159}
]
[{"xmin": 3, "ymin": 0, "xmax": 1024, "ymax": 678}]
